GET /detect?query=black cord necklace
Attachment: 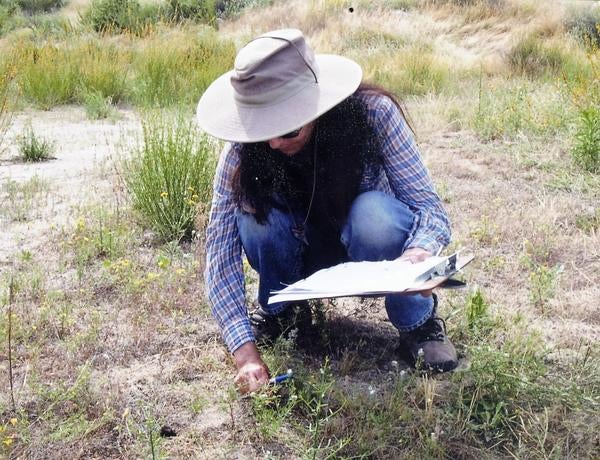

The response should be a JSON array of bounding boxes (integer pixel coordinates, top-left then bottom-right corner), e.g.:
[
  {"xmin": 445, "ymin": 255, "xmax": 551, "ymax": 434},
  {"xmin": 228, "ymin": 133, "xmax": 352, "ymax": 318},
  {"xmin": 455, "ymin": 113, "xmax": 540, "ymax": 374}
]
[{"xmin": 289, "ymin": 122, "xmax": 318, "ymax": 246}]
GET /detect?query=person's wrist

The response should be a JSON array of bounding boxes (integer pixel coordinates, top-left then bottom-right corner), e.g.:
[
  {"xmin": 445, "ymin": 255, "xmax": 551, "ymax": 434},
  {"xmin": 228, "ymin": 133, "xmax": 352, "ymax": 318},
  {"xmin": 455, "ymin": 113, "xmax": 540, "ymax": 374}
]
[{"xmin": 233, "ymin": 341, "xmax": 261, "ymax": 369}]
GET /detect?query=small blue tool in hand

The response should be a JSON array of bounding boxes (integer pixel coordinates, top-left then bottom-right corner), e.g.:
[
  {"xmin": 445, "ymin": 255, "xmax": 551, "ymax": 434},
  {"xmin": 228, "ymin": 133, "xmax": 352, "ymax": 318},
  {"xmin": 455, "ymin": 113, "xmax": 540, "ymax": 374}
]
[{"xmin": 269, "ymin": 369, "xmax": 293, "ymax": 385}]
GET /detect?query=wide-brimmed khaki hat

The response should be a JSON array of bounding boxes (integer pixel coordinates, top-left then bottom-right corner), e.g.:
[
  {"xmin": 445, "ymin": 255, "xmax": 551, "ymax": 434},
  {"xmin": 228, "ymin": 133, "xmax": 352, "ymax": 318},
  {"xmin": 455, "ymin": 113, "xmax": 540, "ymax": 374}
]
[{"xmin": 196, "ymin": 28, "xmax": 362, "ymax": 143}]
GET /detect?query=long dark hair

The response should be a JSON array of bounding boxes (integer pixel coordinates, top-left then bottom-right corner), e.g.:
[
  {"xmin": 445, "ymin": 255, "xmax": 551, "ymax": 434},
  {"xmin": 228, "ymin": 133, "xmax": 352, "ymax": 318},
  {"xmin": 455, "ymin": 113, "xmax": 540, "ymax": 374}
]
[
  {"xmin": 233, "ymin": 82, "xmax": 414, "ymax": 225},
  {"xmin": 358, "ymin": 82, "xmax": 416, "ymax": 136}
]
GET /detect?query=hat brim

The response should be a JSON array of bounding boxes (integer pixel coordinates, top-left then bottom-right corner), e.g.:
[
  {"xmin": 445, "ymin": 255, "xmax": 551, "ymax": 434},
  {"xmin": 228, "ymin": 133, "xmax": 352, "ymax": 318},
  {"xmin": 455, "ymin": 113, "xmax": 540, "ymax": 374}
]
[{"xmin": 196, "ymin": 54, "xmax": 362, "ymax": 143}]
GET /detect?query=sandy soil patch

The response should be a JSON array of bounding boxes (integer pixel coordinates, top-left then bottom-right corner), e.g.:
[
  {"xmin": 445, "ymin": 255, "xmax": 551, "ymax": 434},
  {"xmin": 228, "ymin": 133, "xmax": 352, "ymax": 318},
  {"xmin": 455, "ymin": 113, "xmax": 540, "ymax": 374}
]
[{"xmin": 0, "ymin": 107, "xmax": 140, "ymax": 265}]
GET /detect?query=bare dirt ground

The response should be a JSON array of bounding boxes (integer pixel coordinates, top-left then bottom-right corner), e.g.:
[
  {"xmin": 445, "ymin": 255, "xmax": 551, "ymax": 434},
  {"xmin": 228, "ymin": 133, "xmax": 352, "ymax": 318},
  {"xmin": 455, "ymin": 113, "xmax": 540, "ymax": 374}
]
[
  {"xmin": 0, "ymin": 107, "xmax": 139, "ymax": 264},
  {"xmin": 1, "ymin": 97, "xmax": 598, "ymax": 457}
]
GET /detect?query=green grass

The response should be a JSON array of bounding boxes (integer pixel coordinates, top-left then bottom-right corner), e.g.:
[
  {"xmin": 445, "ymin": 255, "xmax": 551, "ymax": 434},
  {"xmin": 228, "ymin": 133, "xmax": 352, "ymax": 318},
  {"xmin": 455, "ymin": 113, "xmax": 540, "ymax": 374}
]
[
  {"xmin": 0, "ymin": 61, "xmax": 13, "ymax": 154},
  {"xmin": 508, "ymin": 35, "xmax": 580, "ymax": 78},
  {"xmin": 131, "ymin": 30, "xmax": 235, "ymax": 107},
  {"xmin": 250, "ymin": 292, "xmax": 600, "ymax": 458},
  {"xmin": 15, "ymin": 42, "xmax": 80, "ymax": 109},
  {"xmin": 81, "ymin": 0, "xmax": 159, "ymax": 35},
  {"xmin": 361, "ymin": 43, "xmax": 450, "ymax": 96},
  {"xmin": 123, "ymin": 115, "xmax": 216, "ymax": 242},
  {"xmin": 17, "ymin": 124, "xmax": 55, "ymax": 162},
  {"xmin": 16, "ymin": 0, "xmax": 65, "ymax": 14},
  {"xmin": 82, "ymin": 89, "xmax": 115, "ymax": 119},
  {"xmin": 472, "ymin": 78, "xmax": 571, "ymax": 140},
  {"xmin": 0, "ymin": 175, "xmax": 51, "ymax": 221},
  {"xmin": 11, "ymin": 31, "xmax": 234, "ymax": 110}
]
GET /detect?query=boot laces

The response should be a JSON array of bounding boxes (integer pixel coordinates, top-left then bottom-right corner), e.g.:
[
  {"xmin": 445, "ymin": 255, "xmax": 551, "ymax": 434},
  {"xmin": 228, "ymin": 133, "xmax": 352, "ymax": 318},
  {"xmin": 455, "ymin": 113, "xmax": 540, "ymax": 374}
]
[{"xmin": 417, "ymin": 316, "xmax": 447, "ymax": 342}]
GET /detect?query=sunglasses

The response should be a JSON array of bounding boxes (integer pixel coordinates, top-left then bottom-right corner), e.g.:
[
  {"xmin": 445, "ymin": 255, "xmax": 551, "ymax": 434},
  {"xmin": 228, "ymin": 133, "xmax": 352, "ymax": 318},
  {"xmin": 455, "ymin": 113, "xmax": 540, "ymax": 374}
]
[{"xmin": 279, "ymin": 128, "xmax": 302, "ymax": 139}]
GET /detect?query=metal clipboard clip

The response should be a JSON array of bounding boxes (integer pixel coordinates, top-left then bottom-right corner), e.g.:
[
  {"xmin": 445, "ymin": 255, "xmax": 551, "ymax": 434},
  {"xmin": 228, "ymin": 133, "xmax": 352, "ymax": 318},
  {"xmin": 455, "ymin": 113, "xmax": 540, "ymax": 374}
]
[{"xmin": 414, "ymin": 253, "xmax": 468, "ymax": 289}]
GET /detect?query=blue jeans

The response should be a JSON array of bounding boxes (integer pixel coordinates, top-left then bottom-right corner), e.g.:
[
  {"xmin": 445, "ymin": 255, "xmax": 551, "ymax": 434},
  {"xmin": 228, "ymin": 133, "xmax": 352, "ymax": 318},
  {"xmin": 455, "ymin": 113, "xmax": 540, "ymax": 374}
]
[{"xmin": 236, "ymin": 191, "xmax": 434, "ymax": 332}]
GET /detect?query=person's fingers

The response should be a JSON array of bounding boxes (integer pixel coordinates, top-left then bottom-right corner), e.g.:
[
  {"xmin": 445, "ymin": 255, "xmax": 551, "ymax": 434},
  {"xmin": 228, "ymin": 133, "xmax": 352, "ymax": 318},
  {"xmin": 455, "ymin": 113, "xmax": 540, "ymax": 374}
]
[
  {"xmin": 234, "ymin": 364, "xmax": 270, "ymax": 395},
  {"xmin": 420, "ymin": 288, "xmax": 433, "ymax": 297}
]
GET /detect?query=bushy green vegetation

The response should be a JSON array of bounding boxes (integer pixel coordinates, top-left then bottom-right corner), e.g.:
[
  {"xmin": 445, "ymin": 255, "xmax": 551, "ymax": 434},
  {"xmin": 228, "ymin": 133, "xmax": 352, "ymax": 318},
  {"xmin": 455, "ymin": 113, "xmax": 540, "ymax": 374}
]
[
  {"xmin": 81, "ymin": 0, "xmax": 163, "ymax": 35},
  {"xmin": 572, "ymin": 107, "xmax": 600, "ymax": 173},
  {"xmin": 81, "ymin": 0, "xmax": 255, "ymax": 34},
  {"xmin": 0, "ymin": 62, "xmax": 13, "ymax": 152},
  {"xmin": 167, "ymin": 0, "xmax": 217, "ymax": 24},
  {"xmin": 0, "ymin": 0, "xmax": 67, "ymax": 36},
  {"xmin": 567, "ymin": 52, "xmax": 600, "ymax": 172},
  {"xmin": 473, "ymin": 79, "xmax": 571, "ymax": 140},
  {"xmin": 508, "ymin": 34, "xmax": 583, "ymax": 78},
  {"xmin": 17, "ymin": 125, "xmax": 55, "ymax": 162},
  {"xmin": 123, "ymin": 116, "xmax": 216, "ymax": 242},
  {"xmin": 15, "ymin": 0, "xmax": 65, "ymax": 14},
  {"xmin": 252, "ymin": 291, "xmax": 599, "ymax": 458},
  {"xmin": 565, "ymin": 5, "xmax": 600, "ymax": 48},
  {"xmin": 363, "ymin": 44, "xmax": 450, "ymax": 96},
  {"xmin": 11, "ymin": 32, "xmax": 235, "ymax": 109},
  {"xmin": 131, "ymin": 32, "xmax": 235, "ymax": 107}
]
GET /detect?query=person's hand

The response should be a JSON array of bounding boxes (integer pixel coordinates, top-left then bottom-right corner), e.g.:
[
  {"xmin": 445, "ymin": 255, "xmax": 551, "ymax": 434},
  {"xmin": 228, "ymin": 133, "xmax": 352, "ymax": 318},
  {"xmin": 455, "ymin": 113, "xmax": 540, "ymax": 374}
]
[
  {"xmin": 399, "ymin": 247, "xmax": 434, "ymax": 297},
  {"xmin": 233, "ymin": 342, "xmax": 270, "ymax": 394},
  {"xmin": 399, "ymin": 247, "xmax": 432, "ymax": 264}
]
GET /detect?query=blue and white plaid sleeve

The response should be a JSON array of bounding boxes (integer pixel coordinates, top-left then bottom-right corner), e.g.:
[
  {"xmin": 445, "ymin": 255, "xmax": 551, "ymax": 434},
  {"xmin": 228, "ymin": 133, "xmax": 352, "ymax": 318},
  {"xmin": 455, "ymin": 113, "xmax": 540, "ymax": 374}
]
[
  {"xmin": 205, "ymin": 142, "xmax": 254, "ymax": 353},
  {"xmin": 363, "ymin": 92, "xmax": 451, "ymax": 254}
]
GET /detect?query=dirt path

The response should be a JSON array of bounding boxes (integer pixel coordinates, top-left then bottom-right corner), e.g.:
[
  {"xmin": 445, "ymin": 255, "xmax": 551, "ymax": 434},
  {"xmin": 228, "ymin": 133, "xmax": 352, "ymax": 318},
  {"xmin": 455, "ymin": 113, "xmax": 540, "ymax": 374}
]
[{"xmin": 0, "ymin": 107, "xmax": 140, "ymax": 265}]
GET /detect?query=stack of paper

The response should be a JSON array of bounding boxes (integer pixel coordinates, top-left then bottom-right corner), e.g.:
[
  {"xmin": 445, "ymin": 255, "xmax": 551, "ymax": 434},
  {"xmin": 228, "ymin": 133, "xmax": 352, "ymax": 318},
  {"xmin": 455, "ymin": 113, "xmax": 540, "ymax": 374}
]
[{"xmin": 268, "ymin": 256, "xmax": 454, "ymax": 304}]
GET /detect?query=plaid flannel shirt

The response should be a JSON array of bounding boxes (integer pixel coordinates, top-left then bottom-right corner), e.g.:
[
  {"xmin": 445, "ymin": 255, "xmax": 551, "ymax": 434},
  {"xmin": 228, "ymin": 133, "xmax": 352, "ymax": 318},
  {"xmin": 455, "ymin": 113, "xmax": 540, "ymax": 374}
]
[{"xmin": 205, "ymin": 91, "xmax": 451, "ymax": 353}]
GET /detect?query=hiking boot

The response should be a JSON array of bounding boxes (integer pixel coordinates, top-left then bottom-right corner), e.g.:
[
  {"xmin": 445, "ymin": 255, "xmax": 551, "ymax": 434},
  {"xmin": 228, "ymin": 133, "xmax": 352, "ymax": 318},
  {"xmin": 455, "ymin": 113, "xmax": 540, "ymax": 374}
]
[
  {"xmin": 249, "ymin": 302, "xmax": 312, "ymax": 344},
  {"xmin": 398, "ymin": 296, "xmax": 458, "ymax": 373}
]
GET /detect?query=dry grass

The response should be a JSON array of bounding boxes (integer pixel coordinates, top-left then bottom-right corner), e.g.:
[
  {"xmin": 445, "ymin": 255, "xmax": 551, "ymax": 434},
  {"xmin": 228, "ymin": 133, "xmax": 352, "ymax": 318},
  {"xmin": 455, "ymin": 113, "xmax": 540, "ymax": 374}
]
[{"xmin": 0, "ymin": 0, "xmax": 599, "ymax": 458}]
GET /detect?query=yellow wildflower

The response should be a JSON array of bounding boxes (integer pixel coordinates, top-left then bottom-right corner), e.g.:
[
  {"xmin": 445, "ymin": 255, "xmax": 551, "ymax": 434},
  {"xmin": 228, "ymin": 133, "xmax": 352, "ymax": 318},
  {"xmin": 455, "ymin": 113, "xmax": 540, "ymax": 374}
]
[
  {"xmin": 3, "ymin": 438, "xmax": 13, "ymax": 446},
  {"xmin": 160, "ymin": 191, "xmax": 168, "ymax": 198},
  {"xmin": 9, "ymin": 419, "xmax": 17, "ymax": 426}
]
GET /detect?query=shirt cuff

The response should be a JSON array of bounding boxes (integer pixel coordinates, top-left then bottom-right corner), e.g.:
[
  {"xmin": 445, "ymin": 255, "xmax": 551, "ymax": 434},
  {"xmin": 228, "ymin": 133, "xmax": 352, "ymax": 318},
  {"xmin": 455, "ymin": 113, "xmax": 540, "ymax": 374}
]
[
  {"xmin": 406, "ymin": 234, "xmax": 444, "ymax": 255},
  {"xmin": 222, "ymin": 317, "xmax": 255, "ymax": 354}
]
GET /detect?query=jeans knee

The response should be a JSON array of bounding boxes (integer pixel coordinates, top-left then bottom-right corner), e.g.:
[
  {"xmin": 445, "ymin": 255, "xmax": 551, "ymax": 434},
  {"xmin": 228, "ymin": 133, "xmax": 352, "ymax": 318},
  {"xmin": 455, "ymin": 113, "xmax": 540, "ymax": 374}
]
[
  {"xmin": 341, "ymin": 191, "xmax": 414, "ymax": 261},
  {"xmin": 237, "ymin": 208, "xmax": 292, "ymax": 248},
  {"xmin": 237, "ymin": 208, "xmax": 300, "ymax": 268}
]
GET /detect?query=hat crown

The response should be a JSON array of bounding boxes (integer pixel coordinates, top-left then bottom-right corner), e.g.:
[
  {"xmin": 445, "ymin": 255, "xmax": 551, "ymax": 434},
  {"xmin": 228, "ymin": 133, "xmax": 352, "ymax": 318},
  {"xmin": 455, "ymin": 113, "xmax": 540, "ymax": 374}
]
[{"xmin": 231, "ymin": 29, "xmax": 319, "ymax": 106}]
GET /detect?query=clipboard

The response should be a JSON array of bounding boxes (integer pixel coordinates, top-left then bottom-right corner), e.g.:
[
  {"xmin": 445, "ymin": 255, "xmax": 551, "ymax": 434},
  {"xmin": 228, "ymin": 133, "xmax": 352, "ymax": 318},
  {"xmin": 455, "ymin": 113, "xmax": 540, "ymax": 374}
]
[{"xmin": 403, "ymin": 253, "xmax": 474, "ymax": 293}]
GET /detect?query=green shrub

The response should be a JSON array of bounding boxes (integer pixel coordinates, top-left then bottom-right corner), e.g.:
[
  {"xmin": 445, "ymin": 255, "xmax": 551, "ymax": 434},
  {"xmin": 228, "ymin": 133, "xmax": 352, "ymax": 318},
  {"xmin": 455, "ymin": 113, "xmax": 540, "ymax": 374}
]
[
  {"xmin": 0, "ymin": 2, "xmax": 20, "ymax": 36},
  {"xmin": 508, "ymin": 35, "xmax": 572, "ymax": 77},
  {"xmin": 565, "ymin": 6, "xmax": 600, "ymax": 48},
  {"xmin": 15, "ymin": 42, "xmax": 80, "ymax": 109},
  {"xmin": 81, "ymin": 0, "xmax": 160, "ymax": 35},
  {"xmin": 0, "ymin": 62, "xmax": 14, "ymax": 153},
  {"xmin": 82, "ymin": 90, "xmax": 114, "ymax": 119},
  {"xmin": 364, "ymin": 44, "xmax": 449, "ymax": 96},
  {"xmin": 27, "ymin": 14, "xmax": 73, "ymax": 37},
  {"xmin": 167, "ymin": 0, "xmax": 217, "ymax": 25},
  {"xmin": 18, "ymin": 125, "xmax": 55, "ymax": 162},
  {"xmin": 572, "ymin": 107, "xmax": 600, "ymax": 173},
  {"xmin": 77, "ymin": 41, "xmax": 130, "ymax": 104},
  {"xmin": 123, "ymin": 116, "xmax": 216, "ymax": 242},
  {"xmin": 216, "ymin": 0, "xmax": 273, "ymax": 19},
  {"xmin": 16, "ymin": 0, "xmax": 65, "ymax": 14},
  {"xmin": 131, "ymin": 31, "xmax": 235, "ymax": 107},
  {"xmin": 473, "ymin": 80, "xmax": 570, "ymax": 140}
]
